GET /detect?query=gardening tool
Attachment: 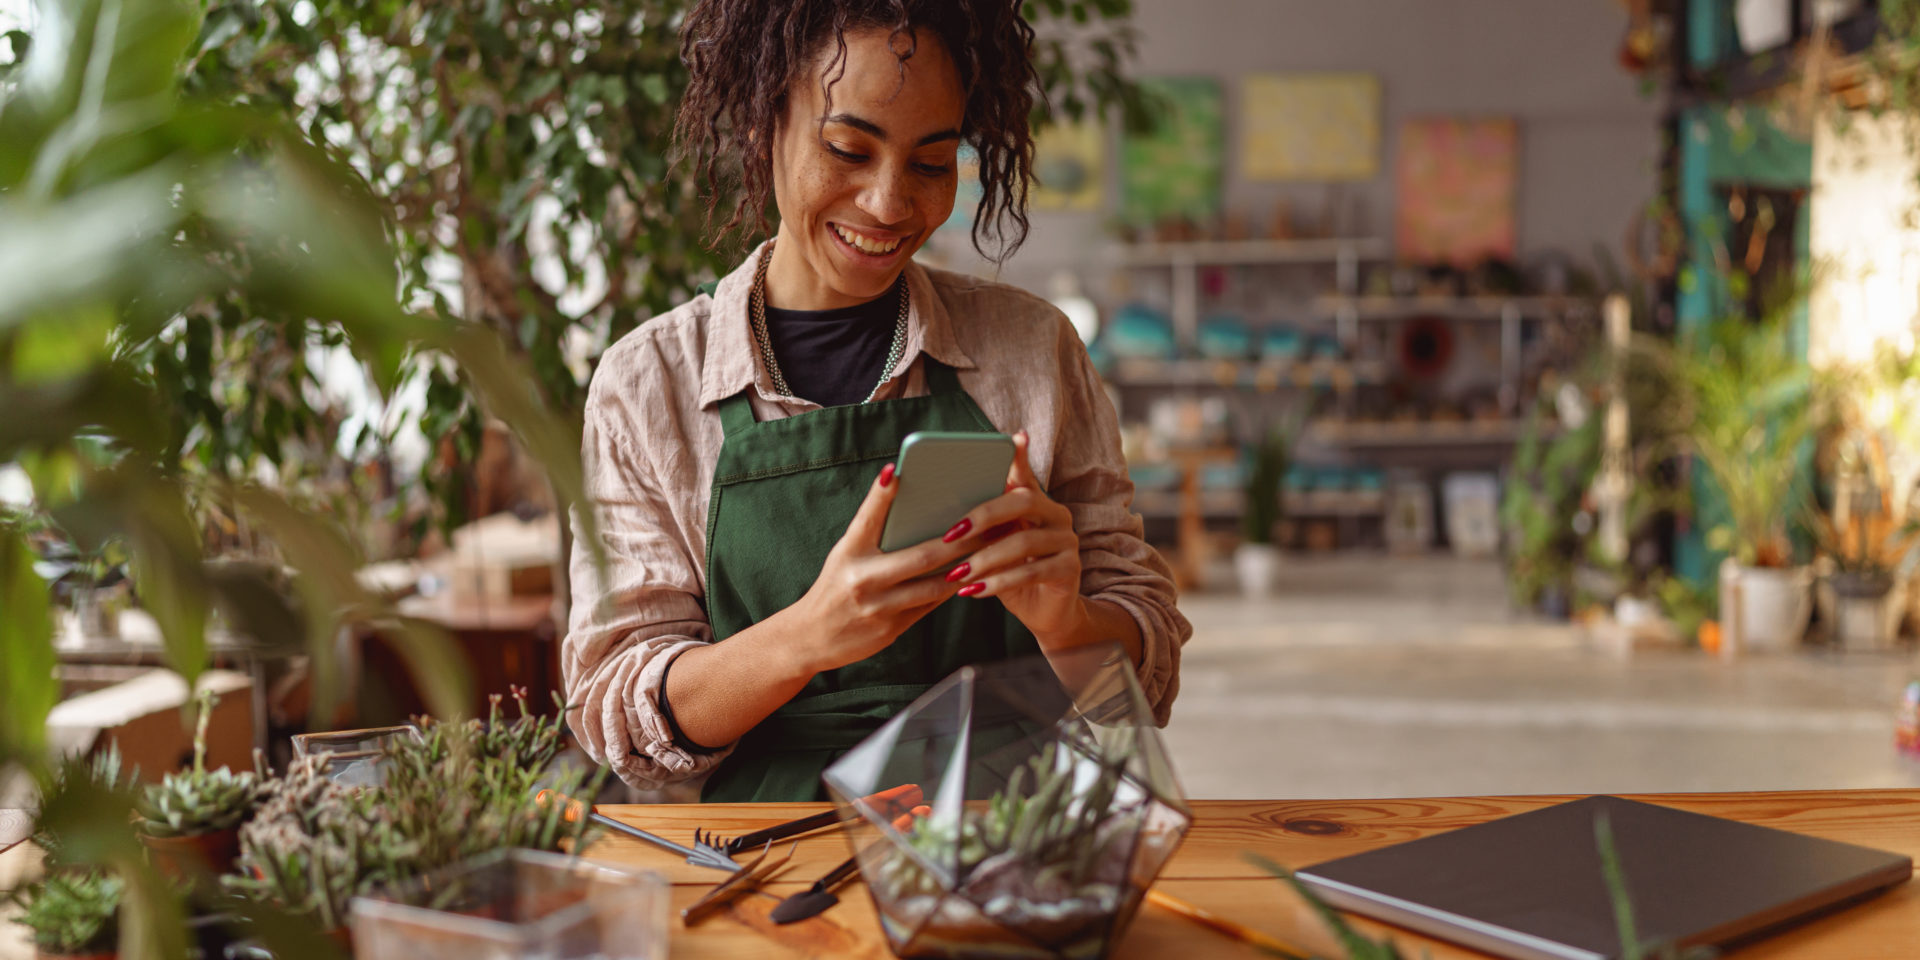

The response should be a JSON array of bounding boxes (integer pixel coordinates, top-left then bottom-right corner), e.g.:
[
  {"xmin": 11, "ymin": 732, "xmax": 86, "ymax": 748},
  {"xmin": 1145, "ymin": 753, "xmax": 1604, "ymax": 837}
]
[
  {"xmin": 768, "ymin": 804, "xmax": 930, "ymax": 925},
  {"xmin": 533, "ymin": 788, "xmax": 737, "ymax": 871},
  {"xmin": 693, "ymin": 782, "xmax": 923, "ymax": 855},
  {"xmin": 681, "ymin": 841, "xmax": 796, "ymax": 926}
]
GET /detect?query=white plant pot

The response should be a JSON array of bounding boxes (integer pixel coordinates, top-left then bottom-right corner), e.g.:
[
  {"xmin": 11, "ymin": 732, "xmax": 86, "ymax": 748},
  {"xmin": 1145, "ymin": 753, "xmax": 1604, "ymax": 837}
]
[
  {"xmin": 1735, "ymin": 0, "xmax": 1793, "ymax": 53},
  {"xmin": 1720, "ymin": 560, "xmax": 1814, "ymax": 653},
  {"xmin": 1826, "ymin": 575, "xmax": 1907, "ymax": 652},
  {"xmin": 1234, "ymin": 543, "xmax": 1281, "ymax": 598}
]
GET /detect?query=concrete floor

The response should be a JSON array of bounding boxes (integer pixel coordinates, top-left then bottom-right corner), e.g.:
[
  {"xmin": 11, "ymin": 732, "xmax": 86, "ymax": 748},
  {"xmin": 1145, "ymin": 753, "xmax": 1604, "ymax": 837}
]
[{"xmin": 1164, "ymin": 554, "xmax": 1920, "ymax": 799}]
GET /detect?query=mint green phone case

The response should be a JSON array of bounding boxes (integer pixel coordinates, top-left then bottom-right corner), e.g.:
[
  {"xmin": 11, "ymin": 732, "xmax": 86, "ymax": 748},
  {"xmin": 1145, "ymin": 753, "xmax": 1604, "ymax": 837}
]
[{"xmin": 878, "ymin": 431, "xmax": 1014, "ymax": 552}]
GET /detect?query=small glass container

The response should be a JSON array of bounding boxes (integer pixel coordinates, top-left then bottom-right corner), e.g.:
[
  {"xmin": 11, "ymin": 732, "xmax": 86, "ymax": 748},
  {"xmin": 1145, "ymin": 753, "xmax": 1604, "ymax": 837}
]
[
  {"xmin": 349, "ymin": 848, "xmax": 669, "ymax": 960},
  {"xmin": 291, "ymin": 724, "xmax": 421, "ymax": 785},
  {"xmin": 824, "ymin": 644, "xmax": 1190, "ymax": 960}
]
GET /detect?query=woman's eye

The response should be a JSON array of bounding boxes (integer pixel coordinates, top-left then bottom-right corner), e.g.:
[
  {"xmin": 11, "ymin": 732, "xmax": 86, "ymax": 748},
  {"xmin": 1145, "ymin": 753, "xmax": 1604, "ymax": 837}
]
[
  {"xmin": 825, "ymin": 143, "xmax": 867, "ymax": 162},
  {"xmin": 916, "ymin": 163, "xmax": 952, "ymax": 176}
]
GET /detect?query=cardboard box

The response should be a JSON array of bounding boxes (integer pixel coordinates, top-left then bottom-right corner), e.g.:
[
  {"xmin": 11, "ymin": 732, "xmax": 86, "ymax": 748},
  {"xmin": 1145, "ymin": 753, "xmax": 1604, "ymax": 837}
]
[{"xmin": 45, "ymin": 670, "xmax": 254, "ymax": 782}]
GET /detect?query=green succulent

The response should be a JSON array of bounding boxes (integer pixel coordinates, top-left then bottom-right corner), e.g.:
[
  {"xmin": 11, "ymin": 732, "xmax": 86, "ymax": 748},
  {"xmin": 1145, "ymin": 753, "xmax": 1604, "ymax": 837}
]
[
  {"xmin": 133, "ymin": 689, "xmax": 268, "ymax": 838},
  {"xmin": 135, "ymin": 764, "xmax": 269, "ymax": 838},
  {"xmin": 225, "ymin": 688, "xmax": 600, "ymax": 929},
  {"xmin": 7, "ymin": 870, "xmax": 123, "ymax": 955}
]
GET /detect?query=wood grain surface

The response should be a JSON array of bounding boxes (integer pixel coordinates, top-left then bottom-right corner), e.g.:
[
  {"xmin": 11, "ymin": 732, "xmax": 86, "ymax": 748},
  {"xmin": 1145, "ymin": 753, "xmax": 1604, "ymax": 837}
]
[{"xmin": 585, "ymin": 791, "xmax": 1920, "ymax": 959}]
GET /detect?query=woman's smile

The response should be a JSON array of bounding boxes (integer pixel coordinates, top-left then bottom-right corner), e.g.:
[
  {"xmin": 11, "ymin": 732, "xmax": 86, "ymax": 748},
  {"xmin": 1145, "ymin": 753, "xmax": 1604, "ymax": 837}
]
[{"xmin": 828, "ymin": 221, "xmax": 914, "ymax": 264}]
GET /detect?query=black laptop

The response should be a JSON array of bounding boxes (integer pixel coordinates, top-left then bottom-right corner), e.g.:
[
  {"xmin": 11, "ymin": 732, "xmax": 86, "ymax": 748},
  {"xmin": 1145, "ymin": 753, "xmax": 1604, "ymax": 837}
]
[{"xmin": 1294, "ymin": 796, "xmax": 1912, "ymax": 960}]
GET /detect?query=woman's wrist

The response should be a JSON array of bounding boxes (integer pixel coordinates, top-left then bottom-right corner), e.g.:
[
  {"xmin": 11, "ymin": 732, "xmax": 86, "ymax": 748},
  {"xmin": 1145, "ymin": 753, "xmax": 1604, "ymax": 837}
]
[{"xmin": 1033, "ymin": 596, "xmax": 1142, "ymax": 665}]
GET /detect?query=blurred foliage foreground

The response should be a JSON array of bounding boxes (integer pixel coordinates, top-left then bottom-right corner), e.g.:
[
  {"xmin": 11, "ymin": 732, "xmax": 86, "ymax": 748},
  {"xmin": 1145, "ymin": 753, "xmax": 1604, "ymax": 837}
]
[{"xmin": 0, "ymin": 0, "xmax": 603, "ymax": 954}]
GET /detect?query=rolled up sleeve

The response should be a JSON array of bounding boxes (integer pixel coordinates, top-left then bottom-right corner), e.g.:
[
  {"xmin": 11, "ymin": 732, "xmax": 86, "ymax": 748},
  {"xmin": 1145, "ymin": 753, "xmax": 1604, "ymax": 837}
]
[
  {"xmin": 564, "ymin": 371, "xmax": 733, "ymax": 790},
  {"xmin": 1045, "ymin": 322, "xmax": 1190, "ymax": 725}
]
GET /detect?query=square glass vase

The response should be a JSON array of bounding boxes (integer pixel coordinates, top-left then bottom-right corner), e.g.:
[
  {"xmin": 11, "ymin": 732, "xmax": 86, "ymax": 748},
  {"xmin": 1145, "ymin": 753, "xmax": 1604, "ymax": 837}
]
[
  {"xmin": 824, "ymin": 644, "xmax": 1190, "ymax": 959},
  {"xmin": 349, "ymin": 848, "xmax": 669, "ymax": 960},
  {"xmin": 291, "ymin": 724, "xmax": 422, "ymax": 785}
]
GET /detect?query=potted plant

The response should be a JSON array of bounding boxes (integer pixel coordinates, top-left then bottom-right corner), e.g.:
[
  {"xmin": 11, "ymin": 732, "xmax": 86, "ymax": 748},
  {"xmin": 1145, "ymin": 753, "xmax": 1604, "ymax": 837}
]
[
  {"xmin": 824, "ymin": 648, "xmax": 1188, "ymax": 960},
  {"xmin": 133, "ymin": 691, "xmax": 268, "ymax": 880},
  {"xmin": 226, "ymin": 689, "xmax": 599, "ymax": 938},
  {"xmin": 1810, "ymin": 454, "xmax": 1920, "ymax": 651},
  {"xmin": 1235, "ymin": 425, "xmax": 1292, "ymax": 597},
  {"xmin": 1644, "ymin": 310, "xmax": 1824, "ymax": 652},
  {"xmin": 1501, "ymin": 388, "xmax": 1603, "ymax": 619},
  {"xmin": 31, "ymin": 535, "xmax": 129, "ymax": 644},
  {"xmin": 7, "ymin": 870, "xmax": 123, "ymax": 960}
]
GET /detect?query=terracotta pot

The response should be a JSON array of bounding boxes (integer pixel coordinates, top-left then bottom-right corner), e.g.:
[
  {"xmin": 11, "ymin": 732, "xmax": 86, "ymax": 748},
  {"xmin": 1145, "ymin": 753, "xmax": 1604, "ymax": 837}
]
[{"xmin": 139, "ymin": 827, "xmax": 240, "ymax": 880}]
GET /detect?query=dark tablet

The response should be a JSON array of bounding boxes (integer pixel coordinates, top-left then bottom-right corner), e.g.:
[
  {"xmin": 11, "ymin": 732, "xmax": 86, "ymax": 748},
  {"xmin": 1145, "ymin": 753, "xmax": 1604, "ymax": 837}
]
[{"xmin": 1295, "ymin": 795, "xmax": 1911, "ymax": 960}]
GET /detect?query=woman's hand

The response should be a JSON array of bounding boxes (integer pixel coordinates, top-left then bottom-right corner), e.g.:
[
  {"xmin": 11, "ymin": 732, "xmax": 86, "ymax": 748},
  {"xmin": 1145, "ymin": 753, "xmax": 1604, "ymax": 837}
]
[
  {"xmin": 791, "ymin": 463, "xmax": 969, "ymax": 673},
  {"xmin": 946, "ymin": 431, "xmax": 1090, "ymax": 643}
]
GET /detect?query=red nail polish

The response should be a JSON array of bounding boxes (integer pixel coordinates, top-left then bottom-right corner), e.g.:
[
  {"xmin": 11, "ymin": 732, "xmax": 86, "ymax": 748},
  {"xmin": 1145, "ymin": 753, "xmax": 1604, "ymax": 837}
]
[
  {"xmin": 942, "ymin": 519, "xmax": 972, "ymax": 543},
  {"xmin": 946, "ymin": 563, "xmax": 970, "ymax": 583},
  {"xmin": 958, "ymin": 583, "xmax": 985, "ymax": 597},
  {"xmin": 880, "ymin": 463, "xmax": 895, "ymax": 487}
]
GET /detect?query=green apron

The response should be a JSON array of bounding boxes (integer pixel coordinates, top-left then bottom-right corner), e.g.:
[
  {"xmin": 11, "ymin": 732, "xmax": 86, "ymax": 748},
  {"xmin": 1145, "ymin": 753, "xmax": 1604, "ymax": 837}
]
[{"xmin": 699, "ymin": 358, "xmax": 1041, "ymax": 802}]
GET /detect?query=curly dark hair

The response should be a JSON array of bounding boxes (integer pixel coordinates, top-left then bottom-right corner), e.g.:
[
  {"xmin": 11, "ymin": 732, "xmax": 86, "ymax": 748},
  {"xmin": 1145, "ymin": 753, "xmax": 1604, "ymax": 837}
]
[{"xmin": 674, "ymin": 0, "xmax": 1038, "ymax": 263}]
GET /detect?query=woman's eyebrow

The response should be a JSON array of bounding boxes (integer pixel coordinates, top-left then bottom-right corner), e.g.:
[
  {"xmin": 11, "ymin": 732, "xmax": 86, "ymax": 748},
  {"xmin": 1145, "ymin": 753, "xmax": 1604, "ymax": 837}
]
[{"xmin": 822, "ymin": 112, "xmax": 962, "ymax": 147}]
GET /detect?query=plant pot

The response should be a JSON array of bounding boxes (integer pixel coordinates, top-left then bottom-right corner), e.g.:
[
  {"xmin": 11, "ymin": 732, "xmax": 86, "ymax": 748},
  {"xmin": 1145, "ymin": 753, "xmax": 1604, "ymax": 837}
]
[
  {"xmin": 1233, "ymin": 543, "xmax": 1280, "ymax": 597},
  {"xmin": 1734, "ymin": 0, "xmax": 1793, "ymax": 53},
  {"xmin": 1828, "ymin": 572, "xmax": 1905, "ymax": 651},
  {"xmin": 37, "ymin": 950, "xmax": 116, "ymax": 960},
  {"xmin": 140, "ymin": 827, "xmax": 241, "ymax": 880},
  {"xmin": 1719, "ymin": 561, "xmax": 1813, "ymax": 653}
]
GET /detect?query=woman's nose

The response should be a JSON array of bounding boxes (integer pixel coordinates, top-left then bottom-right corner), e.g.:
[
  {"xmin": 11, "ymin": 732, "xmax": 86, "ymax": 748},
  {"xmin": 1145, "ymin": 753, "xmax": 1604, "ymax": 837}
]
[{"xmin": 856, "ymin": 164, "xmax": 914, "ymax": 225}]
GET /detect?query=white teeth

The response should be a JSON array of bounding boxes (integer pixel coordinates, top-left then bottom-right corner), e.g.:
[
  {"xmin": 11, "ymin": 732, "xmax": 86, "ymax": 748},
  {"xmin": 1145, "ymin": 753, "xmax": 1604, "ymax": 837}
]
[{"xmin": 833, "ymin": 224, "xmax": 901, "ymax": 256}]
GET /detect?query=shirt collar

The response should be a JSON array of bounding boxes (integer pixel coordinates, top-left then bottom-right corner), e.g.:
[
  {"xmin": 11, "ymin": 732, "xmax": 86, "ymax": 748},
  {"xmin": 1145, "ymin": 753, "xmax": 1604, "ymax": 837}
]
[{"xmin": 697, "ymin": 240, "xmax": 977, "ymax": 410}]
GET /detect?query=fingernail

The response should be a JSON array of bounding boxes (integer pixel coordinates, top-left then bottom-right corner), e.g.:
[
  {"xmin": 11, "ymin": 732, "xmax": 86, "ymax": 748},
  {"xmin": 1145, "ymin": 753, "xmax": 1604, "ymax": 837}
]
[
  {"xmin": 942, "ymin": 519, "xmax": 972, "ymax": 543},
  {"xmin": 958, "ymin": 583, "xmax": 985, "ymax": 597},
  {"xmin": 945, "ymin": 563, "xmax": 971, "ymax": 583},
  {"xmin": 880, "ymin": 463, "xmax": 895, "ymax": 487}
]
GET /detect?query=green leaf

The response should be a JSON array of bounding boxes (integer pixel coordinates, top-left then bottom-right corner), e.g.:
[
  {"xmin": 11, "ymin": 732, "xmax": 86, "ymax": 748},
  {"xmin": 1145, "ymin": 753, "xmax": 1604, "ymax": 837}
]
[{"xmin": 0, "ymin": 526, "xmax": 58, "ymax": 765}]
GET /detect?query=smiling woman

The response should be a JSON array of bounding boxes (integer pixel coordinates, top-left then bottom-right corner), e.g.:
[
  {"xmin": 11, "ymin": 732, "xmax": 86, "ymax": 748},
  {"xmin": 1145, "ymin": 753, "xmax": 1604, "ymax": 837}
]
[{"xmin": 563, "ymin": 0, "xmax": 1190, "ymax": 803}]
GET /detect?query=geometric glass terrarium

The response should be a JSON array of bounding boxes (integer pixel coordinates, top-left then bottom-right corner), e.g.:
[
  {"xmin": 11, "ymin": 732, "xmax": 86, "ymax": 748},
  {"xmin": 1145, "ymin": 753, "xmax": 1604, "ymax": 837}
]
[{"xmin": 823, "ymin": 643, "xmax": 1189, "ymax": 959}]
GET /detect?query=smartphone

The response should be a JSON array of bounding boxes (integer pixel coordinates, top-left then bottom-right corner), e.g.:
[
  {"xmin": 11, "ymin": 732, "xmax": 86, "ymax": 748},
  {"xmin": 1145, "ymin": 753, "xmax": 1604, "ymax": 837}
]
[{"xmin": 878, "ymin": 431, "xmax": 1015, "ymax": 553}]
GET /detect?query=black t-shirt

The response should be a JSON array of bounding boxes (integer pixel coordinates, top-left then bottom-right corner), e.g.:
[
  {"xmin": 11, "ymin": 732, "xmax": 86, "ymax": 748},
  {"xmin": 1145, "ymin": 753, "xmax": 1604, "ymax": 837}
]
[{"xmin": 759, "ymin": 281, "xmax": 901, "ymax": 407}]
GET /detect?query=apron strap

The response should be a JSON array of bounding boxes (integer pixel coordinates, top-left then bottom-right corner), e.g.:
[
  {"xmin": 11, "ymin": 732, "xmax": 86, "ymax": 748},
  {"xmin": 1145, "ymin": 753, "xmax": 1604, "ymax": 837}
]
[
  {"xmin": 923, "ymin": 357, "xmax": 962, "ymax": 396},
  {"xmin": 717, "ymin": 390, "xmax": 757, "ymax": 438}
]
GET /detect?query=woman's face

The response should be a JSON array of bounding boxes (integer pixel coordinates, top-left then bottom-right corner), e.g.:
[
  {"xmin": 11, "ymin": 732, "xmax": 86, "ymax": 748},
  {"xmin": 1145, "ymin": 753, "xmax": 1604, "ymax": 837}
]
[{"xmin": 766, "ymin": 27, "xmax": 964, "ymax": 310}]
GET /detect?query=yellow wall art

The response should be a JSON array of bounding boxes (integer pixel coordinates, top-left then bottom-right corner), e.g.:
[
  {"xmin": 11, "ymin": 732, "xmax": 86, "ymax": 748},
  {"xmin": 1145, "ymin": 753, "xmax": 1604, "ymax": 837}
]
[{"xmin": 1240, "ymin": 73, "xmax": 1381, "ymax": 182}]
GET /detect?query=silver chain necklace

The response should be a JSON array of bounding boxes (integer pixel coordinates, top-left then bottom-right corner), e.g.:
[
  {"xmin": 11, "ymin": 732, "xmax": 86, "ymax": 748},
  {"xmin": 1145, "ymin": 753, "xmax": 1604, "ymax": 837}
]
[{"xmin": 749, "ymin": 238, "xmax": 909, "ymax": 404}]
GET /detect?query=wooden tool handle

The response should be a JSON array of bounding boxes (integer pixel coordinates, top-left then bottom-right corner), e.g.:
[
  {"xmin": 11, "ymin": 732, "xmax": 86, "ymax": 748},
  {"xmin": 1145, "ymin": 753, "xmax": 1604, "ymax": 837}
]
[
  {"xmin": 726, "ymin": 783, "xmax": 924, "ymax": 852},
  {"xmin": 1144, "ymin": 887, "xmax": 1310, "ymax": 959}
]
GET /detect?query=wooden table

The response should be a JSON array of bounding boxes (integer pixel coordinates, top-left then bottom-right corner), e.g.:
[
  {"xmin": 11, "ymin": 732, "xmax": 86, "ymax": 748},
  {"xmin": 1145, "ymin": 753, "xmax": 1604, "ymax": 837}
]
[{"xmin": 584, "ymin": 790, "xmax": 1920, "ymax": 960}]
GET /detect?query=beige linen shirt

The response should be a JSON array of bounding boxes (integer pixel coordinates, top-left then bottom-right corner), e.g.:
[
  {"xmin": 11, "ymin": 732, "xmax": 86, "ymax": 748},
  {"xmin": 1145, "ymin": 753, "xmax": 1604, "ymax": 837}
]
[{"xmin": 565, "ymin": 242, "xmax": 1189, "ymax": 790}]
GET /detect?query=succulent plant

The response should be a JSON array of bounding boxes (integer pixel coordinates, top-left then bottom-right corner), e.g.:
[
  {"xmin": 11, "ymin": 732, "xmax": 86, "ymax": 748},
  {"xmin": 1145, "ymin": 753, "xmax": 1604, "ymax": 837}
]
[
  {"xmin": 135, "ymin": 764, "xmax": 270, "ymax": 838},
  {"xmin": 7, "ymin": 869, "xmax": 123, "ymax": 956},
  {"xmin": 133, "ymin": 690, "xmax": 268, "ymax": 839},
  {"xmin": 225, "ymin": 688, "xmax": 600, "ymax": 929}
]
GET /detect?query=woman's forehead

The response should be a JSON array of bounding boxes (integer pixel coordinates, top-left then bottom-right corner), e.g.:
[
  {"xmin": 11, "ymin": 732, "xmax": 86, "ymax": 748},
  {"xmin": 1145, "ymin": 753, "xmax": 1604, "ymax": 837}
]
[{"xmin": 798, "ymin": 27, "xmax": 964, "ymax": 132}]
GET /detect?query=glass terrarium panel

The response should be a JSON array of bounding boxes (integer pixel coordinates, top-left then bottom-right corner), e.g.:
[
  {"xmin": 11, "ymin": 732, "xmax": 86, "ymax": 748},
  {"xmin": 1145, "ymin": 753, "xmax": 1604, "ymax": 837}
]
[
  {"xmin": 826, "ymin": 645, "xmax": 1189, "ymax": 960},
  {"xmin": 292, "ymin": 725, "xmax": 422, "ymax": 785},
  {"xmin": 349, "ymin": 848, "xmax": 668, "ymax": 960}
]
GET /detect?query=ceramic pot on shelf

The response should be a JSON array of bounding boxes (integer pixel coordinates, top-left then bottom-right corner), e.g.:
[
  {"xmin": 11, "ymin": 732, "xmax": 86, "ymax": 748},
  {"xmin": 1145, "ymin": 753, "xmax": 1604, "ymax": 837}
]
[
  {"xmin": 1233, "ymin": 543, "xmax": 1281, "ymax": 597},
  {"xmin": 1827, "ymin": 572, "xmax": 1905, "ymax": 651},
  {"xmin": 1719, "ymin": 559, "xmax": 1814, "ymax": 653}
]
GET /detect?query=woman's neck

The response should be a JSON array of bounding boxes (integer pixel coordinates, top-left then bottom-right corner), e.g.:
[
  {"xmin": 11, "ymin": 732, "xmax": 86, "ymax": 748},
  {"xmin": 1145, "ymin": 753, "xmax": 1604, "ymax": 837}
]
[{"xmin": 762, "ymin": 227, "xmax": 897, "ymax": 311}]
